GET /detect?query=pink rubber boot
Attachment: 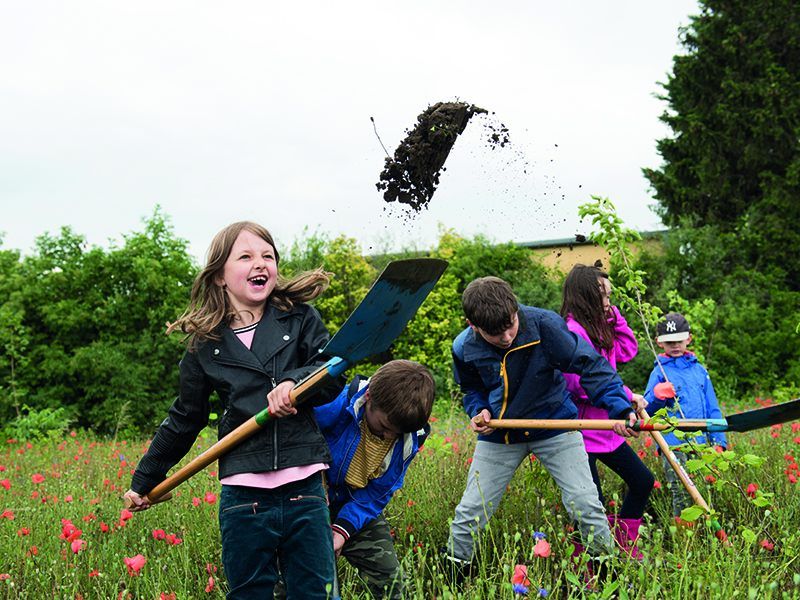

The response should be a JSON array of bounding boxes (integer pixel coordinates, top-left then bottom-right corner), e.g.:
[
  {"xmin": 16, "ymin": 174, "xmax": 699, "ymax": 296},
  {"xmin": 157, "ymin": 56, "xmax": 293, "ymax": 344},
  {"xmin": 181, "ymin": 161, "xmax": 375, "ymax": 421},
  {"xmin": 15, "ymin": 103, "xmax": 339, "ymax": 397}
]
[{"xmin": 609, "ymin": 515, "xmax": 644, "ymax": 560}]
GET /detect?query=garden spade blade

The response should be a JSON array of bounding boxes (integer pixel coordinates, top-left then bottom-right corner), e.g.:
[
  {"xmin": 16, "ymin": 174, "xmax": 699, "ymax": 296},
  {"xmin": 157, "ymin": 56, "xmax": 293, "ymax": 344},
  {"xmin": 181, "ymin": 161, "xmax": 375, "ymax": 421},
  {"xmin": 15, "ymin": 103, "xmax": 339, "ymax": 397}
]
[
  {"xmin": 134, "ymin": 258, "xmax": 448, "ymax": 508},
  {"xmin": 725, "ymin": 398, "xmax": 800, "ymax": 433},
  {"xmin": 322, "ymin": 258, "xmax": 449, "ymax": 364}
]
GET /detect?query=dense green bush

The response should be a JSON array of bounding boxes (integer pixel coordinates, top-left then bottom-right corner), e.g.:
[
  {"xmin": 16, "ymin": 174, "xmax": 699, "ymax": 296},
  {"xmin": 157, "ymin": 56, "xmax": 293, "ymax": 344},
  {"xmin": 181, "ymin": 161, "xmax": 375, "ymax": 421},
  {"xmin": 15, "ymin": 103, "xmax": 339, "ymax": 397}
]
[{"xmin": 0, "ymin": 210, "xmax": 196, "ymax": 433}]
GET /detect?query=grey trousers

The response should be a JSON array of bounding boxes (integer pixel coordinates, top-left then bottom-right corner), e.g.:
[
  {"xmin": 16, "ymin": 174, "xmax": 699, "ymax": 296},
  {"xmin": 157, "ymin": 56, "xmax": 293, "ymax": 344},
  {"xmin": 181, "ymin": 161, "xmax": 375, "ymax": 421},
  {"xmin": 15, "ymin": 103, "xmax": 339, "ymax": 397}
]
[
  {"xmin": 660, "ymin": 450, "xmax": 692, "ymax": 518},
  {"xmin": 447, "ymin": 431, "xmax": 613, "ymax": 560}
]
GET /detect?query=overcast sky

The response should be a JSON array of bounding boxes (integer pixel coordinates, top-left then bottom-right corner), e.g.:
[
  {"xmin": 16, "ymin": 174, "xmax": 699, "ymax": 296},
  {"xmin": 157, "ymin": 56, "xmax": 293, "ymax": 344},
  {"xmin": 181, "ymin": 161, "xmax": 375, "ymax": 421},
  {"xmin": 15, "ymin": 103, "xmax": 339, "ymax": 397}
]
[{"xmin": 1, "ymin": 1, "xmax": 699, "ymax": 262}]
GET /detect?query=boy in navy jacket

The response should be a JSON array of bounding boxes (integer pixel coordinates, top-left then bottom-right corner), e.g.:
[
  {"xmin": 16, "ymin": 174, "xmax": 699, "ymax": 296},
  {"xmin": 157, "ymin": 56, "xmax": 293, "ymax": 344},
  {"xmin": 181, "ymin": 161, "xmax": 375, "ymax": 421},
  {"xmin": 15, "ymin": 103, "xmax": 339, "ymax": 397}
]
[
  {"xmin": 644, "ymin": 312, "xmax": 726, "ymax": 519},
  {"xmin": 314, "ymin": 360, "xmax": 434, "ymax": 600},
  {"xmin": 446, "ymin": 277, "xmax": 639, "ymax": 571}
]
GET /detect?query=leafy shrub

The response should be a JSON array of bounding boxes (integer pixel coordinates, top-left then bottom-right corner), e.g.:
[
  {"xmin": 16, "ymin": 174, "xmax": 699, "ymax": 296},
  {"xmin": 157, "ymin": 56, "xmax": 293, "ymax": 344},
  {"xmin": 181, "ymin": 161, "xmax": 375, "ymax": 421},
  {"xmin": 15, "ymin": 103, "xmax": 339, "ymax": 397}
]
[{"xmin": 2, "ymin": 404, "xmax": 71, "ymax": 440}]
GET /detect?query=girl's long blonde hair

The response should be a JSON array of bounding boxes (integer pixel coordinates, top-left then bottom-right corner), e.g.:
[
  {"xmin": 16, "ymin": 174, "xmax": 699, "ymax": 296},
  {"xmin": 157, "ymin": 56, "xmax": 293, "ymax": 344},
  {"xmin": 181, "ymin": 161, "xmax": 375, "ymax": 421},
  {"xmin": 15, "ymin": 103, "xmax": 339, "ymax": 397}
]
[{"xmin": 167, "ymin": 221, "xmax": 331, "ymax": 348}]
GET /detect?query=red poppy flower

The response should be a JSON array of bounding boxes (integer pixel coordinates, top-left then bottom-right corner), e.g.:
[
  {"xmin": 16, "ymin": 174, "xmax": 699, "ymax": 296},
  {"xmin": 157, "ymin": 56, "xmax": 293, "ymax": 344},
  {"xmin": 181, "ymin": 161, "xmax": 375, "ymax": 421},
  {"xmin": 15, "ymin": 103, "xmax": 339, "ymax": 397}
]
[
  {"xmin": 760, "ymin": 539, "xmax": 775, "ymax": 551},
  {"xmin": 123, "ymin": 554, "xmax": 146, "ymax": 576},
  {"xmin": 204, "ymin": 492, "xmax": 217, "ymax": 504},
  {"xmin": 165, "ymin": 534, "xmax": 182, "ymax": 546},
  {"xmin": 533, "ymin": 538, "xmax": 552, "ymax": 558},
  {"xmin": 17, "ymin": 527, "xmax": 30, "ymax": 536},
  {"xmin": 511, "ymin": 564, "xmax": 531, "ymax": 586},
  {"xmin": 31, "ymin": 473, "xmax": 45, "ymax": 484},
  {"xmin": 60, "ymin": 521, "xmax": 79, "ymax": 541},
  {"xmin": 653, "ymin": 481, "xmax": 662, "ymax": 489},
  {"xmin": 746, "ymin": 483, "xmax": 758, "ymax": 498},
  {"xmin": 89, "ymin": 569, "xmax": 99, "ymax": 578},
  {"xmin": 71, "ymin": 539, "xmax": 86, "ymax": 554},
  {"xmin": 160, "ymin": 594, "xmax": 176, "ymax": 600},
  {"xmin": 119, "ymin": 509, "xmax": 133, "ymax": 522},
  {"xmin": 192, "ymin": 497, "xmax": 201, "ymax": 507},
  {"xmin": 205, "ymin": 576, "xmax": 215, "ymax": 593},
  {"xmin": 0, "ymin": 510, "xmax": 14, "ymax": 520},
  {"xmin": 152, "ymin": 529, "xmax": 166, "ymax": 540},
  {"xmin": 0, "ymin": 479, "xmax": 10, "ymax": 490}
]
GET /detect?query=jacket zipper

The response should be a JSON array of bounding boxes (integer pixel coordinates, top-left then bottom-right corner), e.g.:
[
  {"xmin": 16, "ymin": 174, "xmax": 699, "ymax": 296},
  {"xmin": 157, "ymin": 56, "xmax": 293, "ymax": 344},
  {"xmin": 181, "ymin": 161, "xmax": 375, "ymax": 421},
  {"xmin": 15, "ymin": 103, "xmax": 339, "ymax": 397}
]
[
  {"xmin": 272, "ymin": 356, "xmax": 278, "ymax": 470},
  {"xmin": 499, "ymin": 340, "xmax": 541, "ymax": 443}
]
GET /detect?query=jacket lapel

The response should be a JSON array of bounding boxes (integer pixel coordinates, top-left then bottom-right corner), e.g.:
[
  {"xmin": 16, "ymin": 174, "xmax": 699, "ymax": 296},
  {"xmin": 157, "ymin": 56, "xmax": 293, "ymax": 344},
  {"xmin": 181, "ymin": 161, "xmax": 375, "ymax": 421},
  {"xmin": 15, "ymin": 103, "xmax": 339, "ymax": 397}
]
[
  {"xmin": 216, "ymin": 327, "xmax": 267, "ymax": 373},
  {"xmin": 250, "ymin": 304, "xmax": 293, "ymax": 370}
]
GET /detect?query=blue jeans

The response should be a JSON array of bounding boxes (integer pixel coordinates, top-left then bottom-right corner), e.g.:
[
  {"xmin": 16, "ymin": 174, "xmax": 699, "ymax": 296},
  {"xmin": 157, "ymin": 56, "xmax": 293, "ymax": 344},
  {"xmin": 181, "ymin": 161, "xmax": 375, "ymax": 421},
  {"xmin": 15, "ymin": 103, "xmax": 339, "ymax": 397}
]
[
  {"xmin": 448, "ymin": 431, "xmax": 613, "ymax": 560},
  {"xmin": 219, "ymin": 474, "xmax": 335, "ymax": 600}
]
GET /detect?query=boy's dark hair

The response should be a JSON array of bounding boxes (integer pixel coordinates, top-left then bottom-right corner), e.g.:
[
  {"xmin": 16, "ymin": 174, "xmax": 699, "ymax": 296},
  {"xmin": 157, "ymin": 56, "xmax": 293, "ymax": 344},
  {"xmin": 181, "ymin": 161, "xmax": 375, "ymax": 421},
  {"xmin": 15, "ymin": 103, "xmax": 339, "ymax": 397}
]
[
  {"xmin": 561, "ymin": 264, "xmax": 615, "ymax": 352},
  {"xmin": 462, "ymin": 277, "xmax": 518, "ymax": 335},
  {"xmin": 369, "ymin": 360, "xmax": 435, "ymax": 433}
]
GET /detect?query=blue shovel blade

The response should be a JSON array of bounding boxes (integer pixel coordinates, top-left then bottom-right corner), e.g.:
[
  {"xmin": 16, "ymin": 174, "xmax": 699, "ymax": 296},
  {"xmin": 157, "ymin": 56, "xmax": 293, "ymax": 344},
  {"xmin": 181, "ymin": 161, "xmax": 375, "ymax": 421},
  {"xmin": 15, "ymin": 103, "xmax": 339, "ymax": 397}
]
[{"xmin": 322, "ymin": 258, "xmax": 448, "ymax": 366}]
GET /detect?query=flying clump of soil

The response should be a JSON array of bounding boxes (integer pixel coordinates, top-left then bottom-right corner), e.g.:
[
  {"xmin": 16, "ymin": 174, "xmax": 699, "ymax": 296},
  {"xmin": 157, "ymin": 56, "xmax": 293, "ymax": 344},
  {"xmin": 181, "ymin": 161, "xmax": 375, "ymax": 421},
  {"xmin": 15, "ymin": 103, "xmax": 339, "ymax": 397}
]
[{"xmin": 376, "ymin": 101, "xmax": 510, "ymax": 212}]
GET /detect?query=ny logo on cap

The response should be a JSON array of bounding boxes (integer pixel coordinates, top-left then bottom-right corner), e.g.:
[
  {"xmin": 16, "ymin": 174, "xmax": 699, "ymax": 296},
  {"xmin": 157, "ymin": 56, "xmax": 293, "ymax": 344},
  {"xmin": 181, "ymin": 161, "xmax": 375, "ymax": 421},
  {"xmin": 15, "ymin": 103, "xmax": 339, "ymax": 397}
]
[{"xmin": 666, "ymin": 321, "xmax": 677, "ymax": 332}]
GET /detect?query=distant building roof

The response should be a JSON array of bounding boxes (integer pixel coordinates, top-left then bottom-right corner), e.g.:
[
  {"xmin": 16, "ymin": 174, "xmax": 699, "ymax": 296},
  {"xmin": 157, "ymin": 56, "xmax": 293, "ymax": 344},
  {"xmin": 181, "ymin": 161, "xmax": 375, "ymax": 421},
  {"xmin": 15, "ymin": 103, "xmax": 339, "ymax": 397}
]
[{"xmin": 517, "ymin": 229, "xmax": 667, "ymax": 250}]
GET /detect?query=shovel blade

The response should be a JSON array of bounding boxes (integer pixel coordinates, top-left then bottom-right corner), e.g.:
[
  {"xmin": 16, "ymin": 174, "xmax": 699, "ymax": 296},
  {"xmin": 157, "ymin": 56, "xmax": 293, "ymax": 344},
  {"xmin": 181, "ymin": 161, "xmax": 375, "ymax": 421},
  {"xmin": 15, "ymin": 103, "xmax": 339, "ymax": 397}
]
[
  {"xmin": 725, "ymin": 398, "xmax": 800, "ymax": 433},
  {"xmin": 322, "ymin": 258, "xmax": 448, "ymax": 364}
]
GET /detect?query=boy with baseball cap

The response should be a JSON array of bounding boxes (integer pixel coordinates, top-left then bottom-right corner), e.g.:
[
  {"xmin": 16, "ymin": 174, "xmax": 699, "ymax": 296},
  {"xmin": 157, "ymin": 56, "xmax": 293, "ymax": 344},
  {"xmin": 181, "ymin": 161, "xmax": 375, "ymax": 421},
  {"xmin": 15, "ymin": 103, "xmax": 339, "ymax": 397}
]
[{"xmin": 644, "ymin": 313, "xmax": 727, "ymax": 520}]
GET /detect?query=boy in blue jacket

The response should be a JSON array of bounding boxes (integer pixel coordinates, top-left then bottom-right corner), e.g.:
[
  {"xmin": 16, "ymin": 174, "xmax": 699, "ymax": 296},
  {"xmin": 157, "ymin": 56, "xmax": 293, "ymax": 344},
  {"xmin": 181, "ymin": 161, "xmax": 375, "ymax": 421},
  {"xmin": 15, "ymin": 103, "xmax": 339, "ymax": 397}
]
[
  {"xmin": 644, "ymin": 312, "xmax": 727, "ymax": 519},
  {"xmin": 314, "ymin": 359, "xmax": 434, "ymax": 599},
  {"xmin": 445, "ymin": 277, "xmax": 639, "ymax": 571}
]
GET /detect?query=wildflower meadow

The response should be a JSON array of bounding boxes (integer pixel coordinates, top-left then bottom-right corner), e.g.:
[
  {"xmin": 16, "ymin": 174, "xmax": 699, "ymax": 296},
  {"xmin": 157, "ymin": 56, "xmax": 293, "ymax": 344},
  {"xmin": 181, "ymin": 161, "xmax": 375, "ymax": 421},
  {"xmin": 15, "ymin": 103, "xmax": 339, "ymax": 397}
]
[{"xmin": 1, "ymin": 396, "xmax": 799, "ymax": 599}]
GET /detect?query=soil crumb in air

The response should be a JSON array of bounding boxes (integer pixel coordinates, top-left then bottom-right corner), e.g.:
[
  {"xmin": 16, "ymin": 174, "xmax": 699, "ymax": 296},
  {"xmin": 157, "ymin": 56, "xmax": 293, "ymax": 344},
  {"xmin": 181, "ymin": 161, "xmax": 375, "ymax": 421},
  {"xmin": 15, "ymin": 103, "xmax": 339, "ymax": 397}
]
[{"xmin": 376, "ymin": 101, "xmax": 511, "ymax": 212}]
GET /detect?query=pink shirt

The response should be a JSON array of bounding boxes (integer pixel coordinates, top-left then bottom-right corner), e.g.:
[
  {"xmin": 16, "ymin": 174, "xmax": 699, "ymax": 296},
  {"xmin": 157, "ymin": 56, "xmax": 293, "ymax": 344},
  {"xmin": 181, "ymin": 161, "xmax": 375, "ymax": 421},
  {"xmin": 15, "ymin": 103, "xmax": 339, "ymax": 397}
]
[
  {"xmin": 563, "ymin": 306, "xmax": 638, "ymax": 454},
  {"xmin": 219, "ymin": 321, "xmax": 327, "ymax": 489}
]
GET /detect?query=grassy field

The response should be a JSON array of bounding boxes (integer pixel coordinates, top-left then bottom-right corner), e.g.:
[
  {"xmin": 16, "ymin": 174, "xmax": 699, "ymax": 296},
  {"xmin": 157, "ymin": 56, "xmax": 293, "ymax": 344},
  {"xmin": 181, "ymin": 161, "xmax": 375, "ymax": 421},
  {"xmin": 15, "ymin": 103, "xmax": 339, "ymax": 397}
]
[{"xmin": 1, "ymin": 398, "xmax": 799, "ymax": 599}]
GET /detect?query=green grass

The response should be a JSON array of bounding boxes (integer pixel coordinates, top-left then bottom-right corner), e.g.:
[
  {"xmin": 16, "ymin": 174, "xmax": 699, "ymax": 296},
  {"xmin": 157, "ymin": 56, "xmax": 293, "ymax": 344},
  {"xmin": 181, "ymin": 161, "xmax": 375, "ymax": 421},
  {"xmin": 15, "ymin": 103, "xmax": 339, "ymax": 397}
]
[{"xmin": 2, "ymin": 400, "xmax": 800, "ymax": 599}]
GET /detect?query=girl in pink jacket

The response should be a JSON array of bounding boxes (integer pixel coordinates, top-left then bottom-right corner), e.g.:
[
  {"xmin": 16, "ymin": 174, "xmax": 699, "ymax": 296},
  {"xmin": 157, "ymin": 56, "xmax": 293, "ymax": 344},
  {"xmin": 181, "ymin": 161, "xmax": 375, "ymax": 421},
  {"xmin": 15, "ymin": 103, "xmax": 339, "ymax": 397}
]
[{"xmin": 561, "ymin": 264, "xmax": 655, "ymax": 559}]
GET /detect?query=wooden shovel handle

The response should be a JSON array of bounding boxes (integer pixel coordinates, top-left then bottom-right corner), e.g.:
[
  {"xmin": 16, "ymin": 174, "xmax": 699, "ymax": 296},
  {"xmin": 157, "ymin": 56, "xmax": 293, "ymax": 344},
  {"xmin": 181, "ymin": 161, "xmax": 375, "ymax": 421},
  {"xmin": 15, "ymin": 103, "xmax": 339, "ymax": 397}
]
[
  {"xmin": 135, "ymin": 362, "xmax": 340, "ymax": 506},
  {"xmin": 482, "ymin": 417, "xmax": 710, "ymax": 431},
  {"xmin": 637, "ymin": 407, "xmax": 730, "ymax": 546}
]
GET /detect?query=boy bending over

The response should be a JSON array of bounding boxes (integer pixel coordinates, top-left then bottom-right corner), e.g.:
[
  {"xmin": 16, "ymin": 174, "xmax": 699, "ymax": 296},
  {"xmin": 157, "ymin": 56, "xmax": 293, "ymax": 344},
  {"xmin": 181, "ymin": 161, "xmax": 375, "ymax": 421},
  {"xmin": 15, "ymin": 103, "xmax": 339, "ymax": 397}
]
[
  {"xmin": 446, "ymin": 277, "xmax": 638, "ymax": 570},
  {"xmin": 316, "ymin": 359, "xmax": 434, "ymax": 599}
]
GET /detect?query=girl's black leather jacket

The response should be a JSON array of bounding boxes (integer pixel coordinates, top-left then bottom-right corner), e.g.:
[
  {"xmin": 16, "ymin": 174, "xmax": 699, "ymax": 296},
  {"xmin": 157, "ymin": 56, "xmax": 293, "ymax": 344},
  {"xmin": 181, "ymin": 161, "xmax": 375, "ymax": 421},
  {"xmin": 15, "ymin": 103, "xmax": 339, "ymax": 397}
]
[{"xmin": 131, "ymin": 302, "xmax": 344, "ymax": 494}]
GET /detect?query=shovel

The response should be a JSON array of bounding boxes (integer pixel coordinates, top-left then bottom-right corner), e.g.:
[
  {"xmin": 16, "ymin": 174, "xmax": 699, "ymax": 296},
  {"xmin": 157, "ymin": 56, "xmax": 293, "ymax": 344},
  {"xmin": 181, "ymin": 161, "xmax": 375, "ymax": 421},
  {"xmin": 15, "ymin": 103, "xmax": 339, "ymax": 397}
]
[
  {"xmin": 480, "ymin": 398, "xmax": 800, "ymax": 433},
  {"xmin": 130, "ymin": 258, "xmax": 448, "ymax": 508}
]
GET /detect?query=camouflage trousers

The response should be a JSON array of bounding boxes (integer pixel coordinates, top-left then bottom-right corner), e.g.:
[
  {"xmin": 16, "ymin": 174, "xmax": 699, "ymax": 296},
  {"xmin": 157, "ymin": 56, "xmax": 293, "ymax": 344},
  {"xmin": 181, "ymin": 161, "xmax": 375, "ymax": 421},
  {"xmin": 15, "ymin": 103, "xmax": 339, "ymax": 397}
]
[
  {"xmin": 274, "ymin": 512, "xmax": 403, "ymax": 599},
  {"xmin": 660, "ymin": 450, "xmax": 692, "ymax": 518}
]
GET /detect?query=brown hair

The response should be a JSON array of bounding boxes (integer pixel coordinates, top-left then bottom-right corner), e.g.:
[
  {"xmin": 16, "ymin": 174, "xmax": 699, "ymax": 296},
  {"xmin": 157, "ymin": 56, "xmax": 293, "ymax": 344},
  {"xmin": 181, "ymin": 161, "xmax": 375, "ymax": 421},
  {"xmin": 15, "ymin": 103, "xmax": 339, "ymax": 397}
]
[
  {"xmin": 461, "ymin": 276, "xmax": 518, "ymax": 335},
  {"xmin": 369, "ymin": 360, "xmax": 435, "ymax": 433},
  {"xmin": 167, "ymin": 221, "xmax": 331, "ymax": 348},
  {"xmin": 560, "ymin": 264, "xmax": 615, "ymax": 352}
]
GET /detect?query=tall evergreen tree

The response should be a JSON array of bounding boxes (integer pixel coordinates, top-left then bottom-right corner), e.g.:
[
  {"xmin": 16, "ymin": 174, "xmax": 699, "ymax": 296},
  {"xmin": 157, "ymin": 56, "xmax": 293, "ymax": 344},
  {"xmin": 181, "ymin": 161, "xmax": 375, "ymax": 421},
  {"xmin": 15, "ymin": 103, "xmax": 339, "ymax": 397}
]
[{"xmin": 644, "ymin": 0, "xmax": 800, "ymax": 289}]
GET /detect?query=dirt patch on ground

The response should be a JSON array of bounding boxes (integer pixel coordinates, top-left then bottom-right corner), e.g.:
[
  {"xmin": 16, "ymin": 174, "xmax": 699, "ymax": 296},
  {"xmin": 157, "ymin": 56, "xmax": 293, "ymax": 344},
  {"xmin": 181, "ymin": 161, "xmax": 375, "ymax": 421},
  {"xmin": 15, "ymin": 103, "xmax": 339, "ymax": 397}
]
[{"xmin": 376, "ymin": 101, "xmax": 510, "ymax": 212}]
